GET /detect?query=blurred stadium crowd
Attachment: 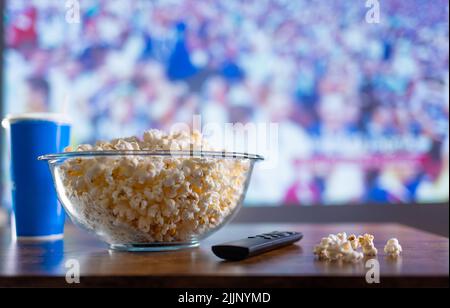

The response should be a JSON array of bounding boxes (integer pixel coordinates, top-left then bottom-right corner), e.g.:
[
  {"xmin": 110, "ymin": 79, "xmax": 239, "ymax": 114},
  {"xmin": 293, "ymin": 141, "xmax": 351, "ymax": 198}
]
[{"xmin": 3, "ymin": 0, "xmax": 449, "ymax": 205}]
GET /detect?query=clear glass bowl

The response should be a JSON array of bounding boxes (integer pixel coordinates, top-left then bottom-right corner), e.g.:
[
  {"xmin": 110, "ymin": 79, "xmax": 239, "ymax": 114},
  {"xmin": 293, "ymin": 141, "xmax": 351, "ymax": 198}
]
[{"xmin": 39, "ymin": 151, "xmax": 263, "ymax": 251}]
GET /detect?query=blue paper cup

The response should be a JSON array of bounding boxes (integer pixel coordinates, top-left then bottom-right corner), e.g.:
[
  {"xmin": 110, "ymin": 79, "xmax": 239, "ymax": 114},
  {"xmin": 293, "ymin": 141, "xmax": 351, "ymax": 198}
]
[{"xmin": 2, "ymin": 113, "xmax": 71, "ymax": 241}]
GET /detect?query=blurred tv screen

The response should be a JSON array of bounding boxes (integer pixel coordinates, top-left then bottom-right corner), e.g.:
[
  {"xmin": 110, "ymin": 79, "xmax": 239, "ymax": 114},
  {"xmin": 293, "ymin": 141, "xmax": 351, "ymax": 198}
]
[{"xmin": 2, "ymin": 0, "xmax": 449, "ymax": 206}]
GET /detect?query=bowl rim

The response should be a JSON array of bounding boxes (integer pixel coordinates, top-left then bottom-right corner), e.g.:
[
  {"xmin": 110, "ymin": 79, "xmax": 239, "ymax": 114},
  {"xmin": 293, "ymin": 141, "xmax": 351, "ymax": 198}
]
[{"xmin": 38, "ymin": 150, "xmax": 264, "ymax": 161}]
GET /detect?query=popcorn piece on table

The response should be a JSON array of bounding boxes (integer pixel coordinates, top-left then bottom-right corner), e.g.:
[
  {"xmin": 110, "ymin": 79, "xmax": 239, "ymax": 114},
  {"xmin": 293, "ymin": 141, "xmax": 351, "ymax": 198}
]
[
  {"xmin": 326, "ymin": 241, "xmax": 343, "ymax": 261},
  {"xmin": 384, "ymin": 238, "xmax": 403, "ymax": 258},
  {"xmin": 340, "ymin": 241, "xmax": 364, "ymax": 263},
  {"xmin": 313, "ymin": 237, "xmax": 332, "ymax": 260},
  {"xmin": 362, "ymin": 245, "xmax": 378, "ymax": 257},
  {"xmin": 336, "ymin": 232, "xmax": 347, "ymax": 243},
  {"xmin": 358, "ymin": 233, "xmax": 378, "ymax": 256},
  {"xmin": 342, "ymin": 250, "xmax": 364, "ymax": 263},
  {"xmin": 314, "ymin": 232, "xmax": 403, "ymax": 263},
  {"xmin": 313, "ymin": 232, "xmax": 364, "ymax": 263},
  {"xmin": 348, "ymin": 234, "xmax": 360, "ymax": 250}
]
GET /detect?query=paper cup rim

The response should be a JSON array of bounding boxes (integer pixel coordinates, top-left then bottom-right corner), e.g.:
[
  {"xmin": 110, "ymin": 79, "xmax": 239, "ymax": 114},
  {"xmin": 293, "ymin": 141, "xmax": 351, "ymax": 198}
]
[{"xmin": 2, "ymin": 113, "xmax": 72, "ymax": 127}]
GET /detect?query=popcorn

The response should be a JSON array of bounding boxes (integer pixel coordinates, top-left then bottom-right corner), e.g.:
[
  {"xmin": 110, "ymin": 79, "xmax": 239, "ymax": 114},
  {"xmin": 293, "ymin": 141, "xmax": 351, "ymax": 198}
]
[
  {"xmin": 359, "ymin": 233, "xmax": 378, "ymax": 256},
  {"xmin": 362, "ymin": 245, "xmax": 378, "ymax": 257},
  {"xmin": 313, "ymin": 233, "xmax": 364, "ymax": 263},
  {"xmin": 336, "ymin": 232, "xmax": 347, "ymax": 242},
  {"xmin": 348, "ymin": 234, "xmax": 360, "ymax": 250},
  {"xmin": 384, "ymin": 238, "xmax": 403, "ymax": 258},
  {"xmin": 313, "ymin": 237, "xmax": 332, "ymax": 260},
  {"xmin": 342, "ymin": 250, "xmax": 364, "ymax": 263},
  {"xmin": 314, "ymin": 232, "xmax": 404, "ymax": 263},
  {"xmin": 59, "ymin": 130, "xmax": 251, "ymax": 243},
  {"xmin": 358, "ymin": 233, "xmax": 375, "ymax": 246}
]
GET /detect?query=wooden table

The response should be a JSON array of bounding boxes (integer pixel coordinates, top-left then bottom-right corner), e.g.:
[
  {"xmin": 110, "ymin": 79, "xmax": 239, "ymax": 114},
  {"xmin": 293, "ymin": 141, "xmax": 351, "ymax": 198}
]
[{"xmin": 0, "ymin": 223, "xmax": 448, "ymax": 288}]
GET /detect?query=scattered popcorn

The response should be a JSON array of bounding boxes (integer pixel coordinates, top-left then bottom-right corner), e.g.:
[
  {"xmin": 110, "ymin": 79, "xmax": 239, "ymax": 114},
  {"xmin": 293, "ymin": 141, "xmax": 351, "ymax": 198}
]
[
  {"xmin": 325, "ymin": 241, "xmax": 343, "ymax": 261},
  {"xmin": 362, "ymin": 245, "xmax": 378, "ymax": 257},
  {"xmin": 58, "ymin": 129, "xmax": 251, "ymax": 243},
  {"xmin": 342, "ymin": 250, "xmax": 364, "ymax": 263},
  {"xmin": 359, "ymin": 233, "xmax": 378, "ymax": 256},
  {"xmin": 313, "ymin": 237, "xmax": 332, "ymax": 260},
  {"xmin": 358, "ymin": 233, "xmax": 375, "ymax": 247},
  {"xmin": 313, "ymin": 233, "xmax": 364, "ymax": 263},
  {"xmin": 384, "ymin": 238, "xmax": 403, "ymax": 258},
  {"xmin": 314, "ymin": 232, "xmax": 403, "ymax": 263},
  {"xmin": 348, "ymin": 234, "xmax": 360, "ymax": 250},
  {"xmin": 336, "ymin": 232, "xmax": 347, "ymax": 242}
]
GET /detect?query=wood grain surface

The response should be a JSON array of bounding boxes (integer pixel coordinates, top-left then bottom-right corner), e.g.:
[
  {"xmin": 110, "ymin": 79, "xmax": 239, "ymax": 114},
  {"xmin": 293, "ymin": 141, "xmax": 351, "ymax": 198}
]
[{"xmin": 0, "ymin": 223, "xmax": 448, "ymax": 288}]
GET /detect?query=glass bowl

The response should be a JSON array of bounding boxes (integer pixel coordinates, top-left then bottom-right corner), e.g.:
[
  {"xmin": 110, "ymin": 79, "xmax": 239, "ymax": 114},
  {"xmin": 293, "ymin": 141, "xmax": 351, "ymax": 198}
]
[{"xmin": 39, "ymin": 151, "xmax": 263, "ymax": 251}]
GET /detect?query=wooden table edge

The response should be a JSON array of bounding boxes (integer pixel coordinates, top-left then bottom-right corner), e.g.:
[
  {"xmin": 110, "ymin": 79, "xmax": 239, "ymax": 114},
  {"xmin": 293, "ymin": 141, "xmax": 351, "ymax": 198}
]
[{"xmin": 1, "ymin": 274, "xmax": 448, "ymax": 288}]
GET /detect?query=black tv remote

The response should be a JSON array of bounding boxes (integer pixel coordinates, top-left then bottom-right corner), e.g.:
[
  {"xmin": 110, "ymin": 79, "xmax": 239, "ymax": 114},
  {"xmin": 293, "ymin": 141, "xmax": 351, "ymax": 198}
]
[{"xmin": 212, "ymin": 231, "xmax": 303, "ymax": 261}]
